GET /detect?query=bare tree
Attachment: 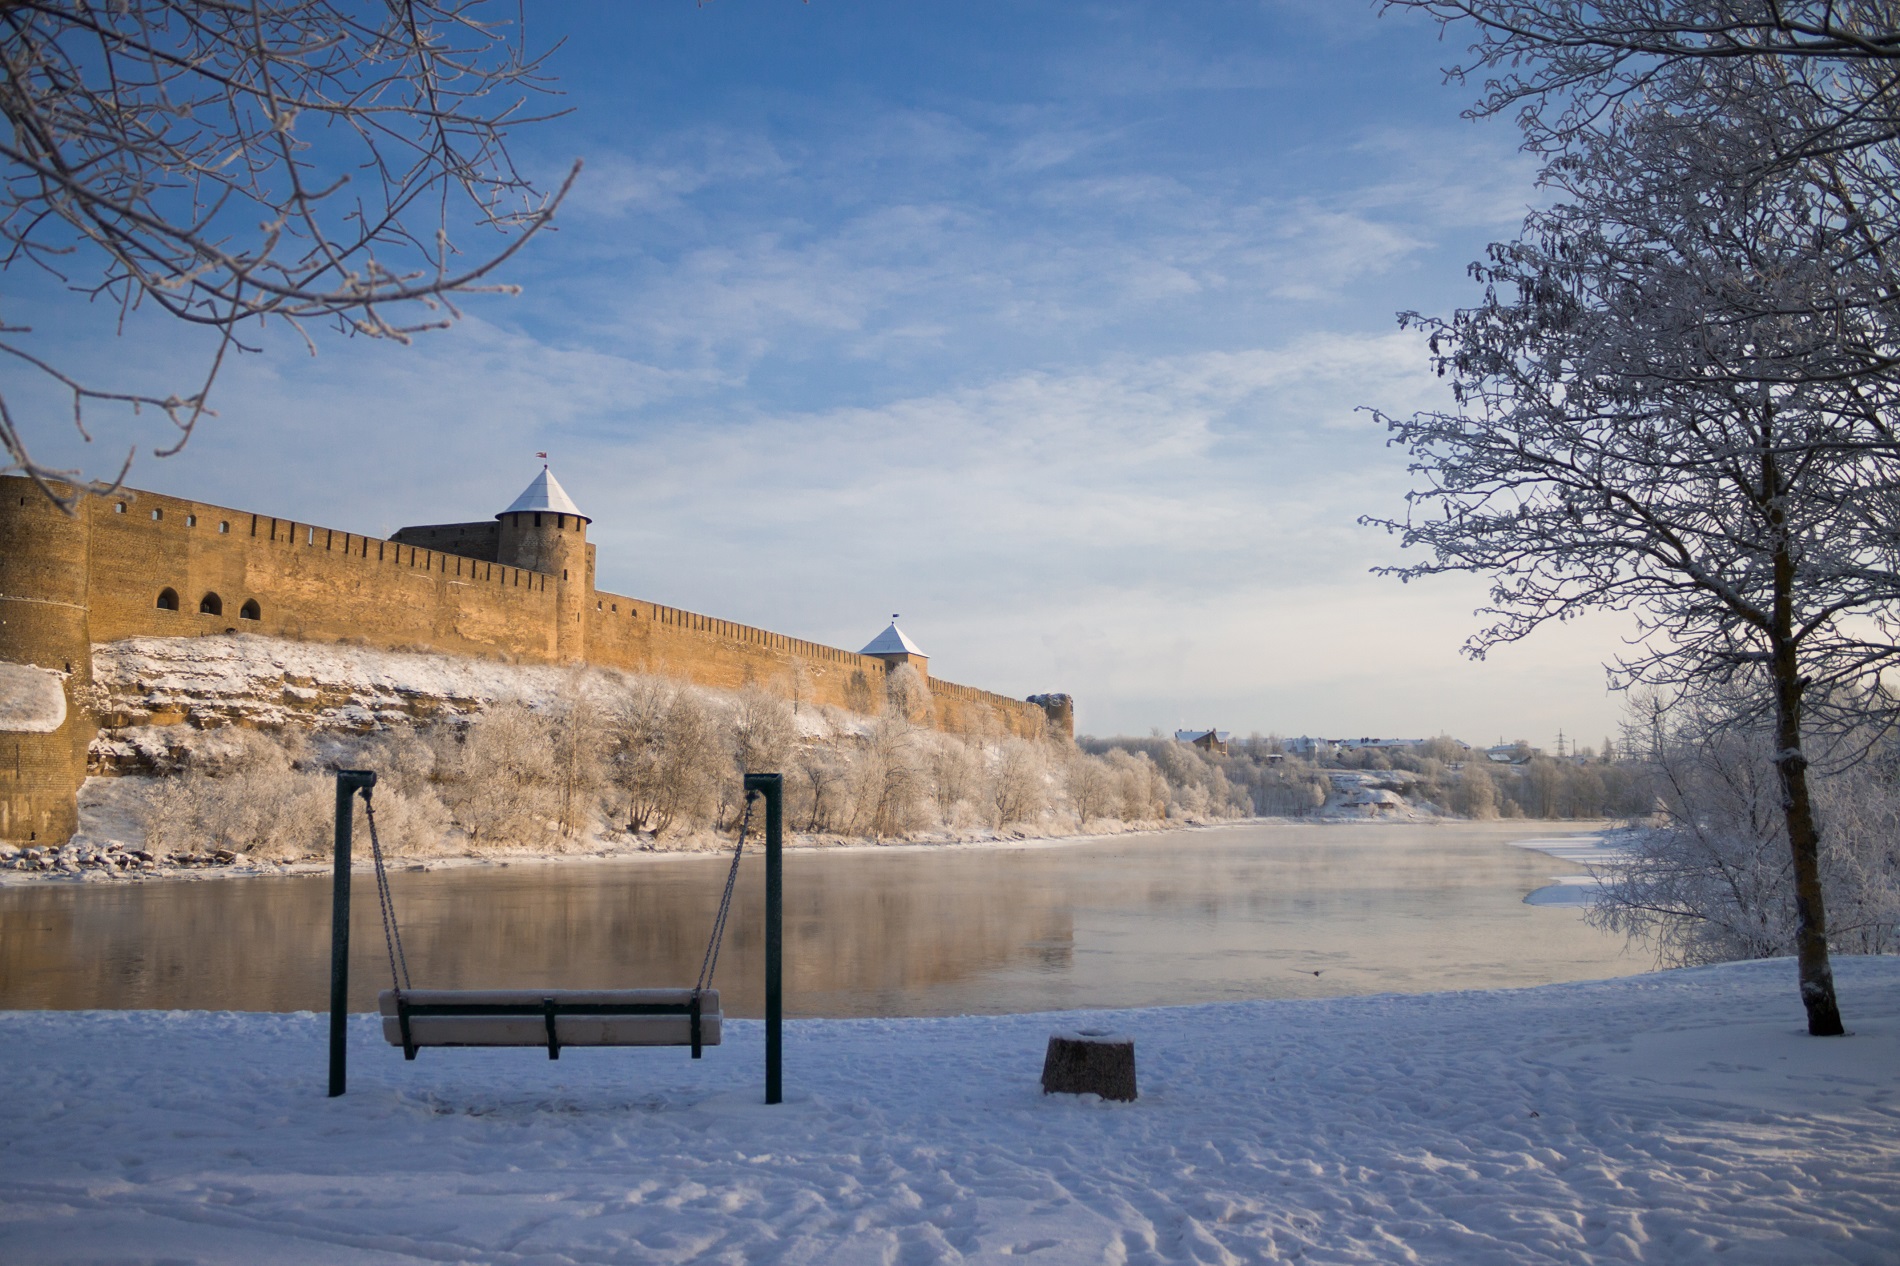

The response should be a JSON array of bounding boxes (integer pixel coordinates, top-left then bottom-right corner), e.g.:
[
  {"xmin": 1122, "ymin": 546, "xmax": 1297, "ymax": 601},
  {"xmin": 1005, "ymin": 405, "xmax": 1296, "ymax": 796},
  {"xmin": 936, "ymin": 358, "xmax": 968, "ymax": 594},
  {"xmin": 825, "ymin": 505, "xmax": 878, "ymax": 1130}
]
[
  {"xmin": 1385, "ymin": 2, "xmax": 1900, "ymax": 145},
  {"xmin": 732, "ymin": 684, "xmax": 796, "ymax": 775},
  {"xmin": 846, "ymin": 716, "xmax": 924, "ymax": 838},
  {"xmin": 1064, "ymin": 748, "xmax": 1116, "ymax": 825},
  {"xmin": 1366, "ymin": 87, "xmax": 1900, "ymax": 1033},
  {"xmin": 1, "ymin": 1, "xmax": 574, "ymax": 506},
  {"xmin": 604, "ymin": 679, "xmax": 727, "ymax": 839},
  {"xmin": 989, "ymin": 738, "xmax": 1047, "ymax": 827}
]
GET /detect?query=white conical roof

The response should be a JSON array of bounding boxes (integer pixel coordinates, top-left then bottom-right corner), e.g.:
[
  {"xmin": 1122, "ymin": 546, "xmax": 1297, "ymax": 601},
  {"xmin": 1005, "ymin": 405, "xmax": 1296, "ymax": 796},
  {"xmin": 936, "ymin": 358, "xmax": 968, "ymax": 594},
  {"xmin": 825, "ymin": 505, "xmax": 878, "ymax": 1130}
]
[
  {"xmin": 861, "ymin": 620, "xmax": 926, "ymax": 658},
  {"xmin": 500, "ymin": 466, "xmax": 588, "ymax": 522}
]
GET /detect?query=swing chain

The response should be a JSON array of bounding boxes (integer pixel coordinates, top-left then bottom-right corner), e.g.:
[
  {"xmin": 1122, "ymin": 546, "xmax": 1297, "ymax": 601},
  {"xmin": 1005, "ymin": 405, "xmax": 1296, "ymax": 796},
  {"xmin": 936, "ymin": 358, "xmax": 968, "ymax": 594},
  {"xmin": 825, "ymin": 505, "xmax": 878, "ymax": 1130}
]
[
  {"xmin": 362, "ymin": 787, "xmax": 412, "ymax": 994},
  {"xmin": 696, "ymin": 789, "xmax": 756, "ymax": 994}
]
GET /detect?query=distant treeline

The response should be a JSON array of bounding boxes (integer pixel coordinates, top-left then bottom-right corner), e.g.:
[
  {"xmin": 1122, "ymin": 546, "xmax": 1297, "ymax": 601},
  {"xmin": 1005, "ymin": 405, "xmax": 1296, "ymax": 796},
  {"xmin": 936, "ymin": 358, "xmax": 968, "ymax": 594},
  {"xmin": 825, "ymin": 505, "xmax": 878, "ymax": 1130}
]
[{"xmin": 1079, "ymin": 734, "xmax": 1656, "ymax": 820}]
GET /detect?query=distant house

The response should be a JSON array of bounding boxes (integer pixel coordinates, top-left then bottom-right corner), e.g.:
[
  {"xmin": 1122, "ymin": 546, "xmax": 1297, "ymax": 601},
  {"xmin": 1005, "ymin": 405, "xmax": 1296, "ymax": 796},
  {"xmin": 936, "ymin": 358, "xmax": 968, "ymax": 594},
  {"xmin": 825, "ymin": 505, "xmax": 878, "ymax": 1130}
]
[
  {"xmin": 1285, "ymin": 735, "xmax": 1336, "ymax": 760},
  {"xmin": 1175, "ymin": 728, "xmax": 1231, "ymax": 757}
]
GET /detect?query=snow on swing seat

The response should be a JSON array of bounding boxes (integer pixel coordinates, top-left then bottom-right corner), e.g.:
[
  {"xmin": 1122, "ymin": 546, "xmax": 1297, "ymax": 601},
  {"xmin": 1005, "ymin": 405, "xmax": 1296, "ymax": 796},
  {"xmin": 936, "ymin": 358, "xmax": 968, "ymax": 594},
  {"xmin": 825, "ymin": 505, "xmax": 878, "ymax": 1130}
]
[{"xmin": 378, "ymin": 988, "xmax": 721, "ymax": 1051}]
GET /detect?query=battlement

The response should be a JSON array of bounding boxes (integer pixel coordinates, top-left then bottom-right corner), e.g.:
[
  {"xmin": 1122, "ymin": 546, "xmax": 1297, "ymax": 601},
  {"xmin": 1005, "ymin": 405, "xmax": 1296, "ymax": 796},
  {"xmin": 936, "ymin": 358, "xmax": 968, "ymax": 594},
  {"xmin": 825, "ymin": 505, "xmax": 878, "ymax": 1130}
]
[{"xmin": 0, "ymin": 473, "xmax": 1068, "ymax": 843}]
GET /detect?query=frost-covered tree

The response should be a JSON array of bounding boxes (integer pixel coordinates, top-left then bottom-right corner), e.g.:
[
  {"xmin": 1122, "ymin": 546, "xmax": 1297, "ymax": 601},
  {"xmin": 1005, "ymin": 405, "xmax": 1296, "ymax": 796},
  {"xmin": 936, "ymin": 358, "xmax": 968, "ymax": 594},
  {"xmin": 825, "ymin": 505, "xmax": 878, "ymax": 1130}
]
[
  {"xmin": 1, "ymin": 1, "xmax": 572, "ymax": 505},
  {"xmin": 1594, "ymin": 691, "xmax": 1900, "ymax": 963},
  {"xmin": 1367, "ymin": 86, "xmax": 1900, "ymax": 1034},
  {"xmin": 1385, "ymin": 2, "xmax": 1900, "ymax": 147}
]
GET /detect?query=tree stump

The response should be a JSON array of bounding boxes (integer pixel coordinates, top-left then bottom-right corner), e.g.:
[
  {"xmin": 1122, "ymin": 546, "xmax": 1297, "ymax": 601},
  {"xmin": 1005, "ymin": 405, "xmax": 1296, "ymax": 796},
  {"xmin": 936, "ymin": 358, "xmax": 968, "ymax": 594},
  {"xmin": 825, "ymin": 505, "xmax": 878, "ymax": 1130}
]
[{"xmin": 1041, "ymin": 1030, "xmax": 1137, "ymax": 1102}]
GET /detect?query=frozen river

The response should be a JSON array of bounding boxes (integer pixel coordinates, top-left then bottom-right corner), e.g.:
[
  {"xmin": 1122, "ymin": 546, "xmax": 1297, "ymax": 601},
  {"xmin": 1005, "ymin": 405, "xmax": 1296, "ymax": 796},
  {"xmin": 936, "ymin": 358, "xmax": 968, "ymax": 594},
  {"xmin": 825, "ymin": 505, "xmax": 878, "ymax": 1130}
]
[{"xmin": 0, "ymin": 820, "xmax": 1640, "ymax": 1016}]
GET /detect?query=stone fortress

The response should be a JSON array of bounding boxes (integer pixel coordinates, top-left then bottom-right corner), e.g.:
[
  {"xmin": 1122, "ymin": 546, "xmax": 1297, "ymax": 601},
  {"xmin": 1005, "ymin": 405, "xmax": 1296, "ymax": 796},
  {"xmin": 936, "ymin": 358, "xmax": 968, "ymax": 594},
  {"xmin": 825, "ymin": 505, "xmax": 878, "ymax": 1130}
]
[{"xmin": 0, "ymin": 468, "xmax": 1072, "ymax": 845}]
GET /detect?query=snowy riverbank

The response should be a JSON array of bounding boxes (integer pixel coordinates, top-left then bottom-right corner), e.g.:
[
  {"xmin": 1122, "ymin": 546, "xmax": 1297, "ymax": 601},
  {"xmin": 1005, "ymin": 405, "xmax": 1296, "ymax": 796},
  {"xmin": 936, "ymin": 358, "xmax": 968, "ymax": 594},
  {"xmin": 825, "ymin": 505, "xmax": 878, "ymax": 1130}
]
[
  {"xmin": 2, "ymin": 957, "xmax": 1895, "ymax": 1263},
  {"xmin": 6, "ymin": 805, "xmax": 1578, "ymax": 887}
]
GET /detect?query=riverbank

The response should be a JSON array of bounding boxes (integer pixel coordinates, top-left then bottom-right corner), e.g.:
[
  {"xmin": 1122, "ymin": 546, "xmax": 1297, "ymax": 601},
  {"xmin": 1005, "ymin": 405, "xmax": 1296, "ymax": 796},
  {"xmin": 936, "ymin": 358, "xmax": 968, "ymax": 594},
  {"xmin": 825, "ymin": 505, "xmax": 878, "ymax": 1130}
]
[
  {"xmin": 0, "ymin": 812, "xmax": 1219, "ymax": 886},
  {"xmin": 1, "ymin": 956, "xmax": 1893, "ymax": 1263},
  {"xmin": 0, "ymin": 811, "xmax": 1616, "ymax": 886}
]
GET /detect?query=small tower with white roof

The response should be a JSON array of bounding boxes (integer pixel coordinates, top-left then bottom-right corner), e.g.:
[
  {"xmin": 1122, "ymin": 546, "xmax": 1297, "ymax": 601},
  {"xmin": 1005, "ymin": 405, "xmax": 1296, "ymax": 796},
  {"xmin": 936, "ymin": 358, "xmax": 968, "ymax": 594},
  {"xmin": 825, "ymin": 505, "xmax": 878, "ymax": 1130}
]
[
  {"xmin": 497, "ymin": 465, "xmax": 593, "ymax": 660},
  {"xmin": 860, "ymin": 616, "xmax": 928, "ymax": 679}
]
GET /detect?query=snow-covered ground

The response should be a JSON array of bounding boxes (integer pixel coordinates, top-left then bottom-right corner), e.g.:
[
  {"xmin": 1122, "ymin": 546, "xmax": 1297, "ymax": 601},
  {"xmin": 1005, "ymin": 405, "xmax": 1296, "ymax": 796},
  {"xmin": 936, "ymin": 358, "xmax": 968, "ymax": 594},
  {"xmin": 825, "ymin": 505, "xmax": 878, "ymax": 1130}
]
[{"xmin": 3, "ymin": 957, "xmax": 1896, "ymax": 1264}]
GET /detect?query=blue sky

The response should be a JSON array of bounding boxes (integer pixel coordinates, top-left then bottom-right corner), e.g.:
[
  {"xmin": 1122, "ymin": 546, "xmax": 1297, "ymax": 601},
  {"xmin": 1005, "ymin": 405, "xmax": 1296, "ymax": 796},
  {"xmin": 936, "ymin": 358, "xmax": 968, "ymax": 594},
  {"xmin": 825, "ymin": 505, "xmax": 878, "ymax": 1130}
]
[{"xmin": 15, "ymin": 0, "xmax": 1631, "ymax": 747}]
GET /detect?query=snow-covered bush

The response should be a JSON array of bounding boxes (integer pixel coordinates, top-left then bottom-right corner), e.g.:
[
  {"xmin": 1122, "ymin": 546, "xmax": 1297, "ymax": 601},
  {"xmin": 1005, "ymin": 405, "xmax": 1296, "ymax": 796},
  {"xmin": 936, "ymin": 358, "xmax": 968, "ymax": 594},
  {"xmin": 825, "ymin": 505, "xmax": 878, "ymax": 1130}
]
[
  {"xmin": 602, "ymin": 678, "xmax": 728, "ymax": 840},
  {"xmin": 433, "ymin": 701, "xmax": 568, "ymax": 851},
  {"xmin": 139, "ymin": 729, "xmax": 329, "ymax": 861},
  {"xmin": 1590, "ymin": 712, "xmax": 1900, "ymax": 965},
  {"xmin": 844, "ymin": 717, "xmax": 926, "ymax": 837}
]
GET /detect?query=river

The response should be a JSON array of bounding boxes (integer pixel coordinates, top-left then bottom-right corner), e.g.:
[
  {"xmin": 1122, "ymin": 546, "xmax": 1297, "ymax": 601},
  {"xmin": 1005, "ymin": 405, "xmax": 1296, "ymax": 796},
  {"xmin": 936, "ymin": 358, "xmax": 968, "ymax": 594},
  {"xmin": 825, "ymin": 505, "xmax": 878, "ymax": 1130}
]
[{"xmin": 0, "ymin": 821, "xmax": 1640, "ymax": 1016}]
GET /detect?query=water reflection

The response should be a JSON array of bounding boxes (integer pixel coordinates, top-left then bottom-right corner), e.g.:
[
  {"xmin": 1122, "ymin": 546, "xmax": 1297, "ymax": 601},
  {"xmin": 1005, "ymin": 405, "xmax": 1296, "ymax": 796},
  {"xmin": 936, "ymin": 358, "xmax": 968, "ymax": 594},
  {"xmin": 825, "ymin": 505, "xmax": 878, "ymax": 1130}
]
[{"xmin": 0, "ymin": 822, "xmax": 1639, "ymax": 1016}]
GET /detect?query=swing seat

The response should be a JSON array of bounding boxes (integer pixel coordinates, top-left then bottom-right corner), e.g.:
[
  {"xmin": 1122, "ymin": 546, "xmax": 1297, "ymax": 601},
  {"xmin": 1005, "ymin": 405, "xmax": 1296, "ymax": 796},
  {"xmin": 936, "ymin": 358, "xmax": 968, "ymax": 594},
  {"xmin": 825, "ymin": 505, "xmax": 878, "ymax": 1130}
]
[{"xmin": 378, "ymin": 988, "xmax": 721, "ymax": 1060}]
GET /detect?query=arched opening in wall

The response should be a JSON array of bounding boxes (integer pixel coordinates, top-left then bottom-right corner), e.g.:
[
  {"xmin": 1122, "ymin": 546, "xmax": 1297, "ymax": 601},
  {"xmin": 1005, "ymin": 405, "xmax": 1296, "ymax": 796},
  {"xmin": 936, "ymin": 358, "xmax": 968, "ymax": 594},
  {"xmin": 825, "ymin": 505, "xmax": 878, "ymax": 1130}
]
[
  {"xmin": 240, "ymin": 599, "xmax": 261, "ymax": 621},
  {"xmin": 156, "ymin": 588, "xmax": 179, "ymax": 611},
  {"xmin": 199, "ymin": 592, "xmax": 223, "ymax": 616}
]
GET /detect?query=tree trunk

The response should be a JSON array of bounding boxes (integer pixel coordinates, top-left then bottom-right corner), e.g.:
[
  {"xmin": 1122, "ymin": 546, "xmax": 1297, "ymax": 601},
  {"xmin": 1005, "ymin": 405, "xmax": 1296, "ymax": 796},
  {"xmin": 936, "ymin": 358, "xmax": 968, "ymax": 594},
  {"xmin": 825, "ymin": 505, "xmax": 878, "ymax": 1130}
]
[{"xmin": 1770, "ymin": 564, "xmax": 1845, "ymax": 1036}]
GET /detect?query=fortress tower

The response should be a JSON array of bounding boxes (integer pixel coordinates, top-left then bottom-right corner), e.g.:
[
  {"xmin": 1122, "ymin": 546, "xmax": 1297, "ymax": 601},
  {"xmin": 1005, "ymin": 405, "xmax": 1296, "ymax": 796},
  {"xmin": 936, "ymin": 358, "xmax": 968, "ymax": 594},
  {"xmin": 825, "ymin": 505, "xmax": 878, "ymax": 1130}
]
[
  {"xmin": 860, "ymin": 618, "xmax": 928, "ymax": 678},
  {"xmin": 390, "ymin": 466, "xmax": 595, "ymax": 662},
  {"xmin": 0, "ymin": 486, "xmax": 94, "ymax": 843},
  {"xmin": 495, "ymin": 468, "xmax": 592, "ymax": 662}
]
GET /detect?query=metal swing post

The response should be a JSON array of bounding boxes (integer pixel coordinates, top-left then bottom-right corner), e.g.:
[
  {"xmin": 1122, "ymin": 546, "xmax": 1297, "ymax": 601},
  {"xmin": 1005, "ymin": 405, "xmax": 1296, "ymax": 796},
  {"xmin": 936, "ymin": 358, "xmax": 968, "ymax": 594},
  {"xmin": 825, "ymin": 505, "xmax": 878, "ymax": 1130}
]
[
  {"xmin": 744, "ymin": 772, "xmax": 784, "ymax": 1105},
  {"xmin": 328, "ymin": 769, "xmax": 378, "ymax": 1098}
]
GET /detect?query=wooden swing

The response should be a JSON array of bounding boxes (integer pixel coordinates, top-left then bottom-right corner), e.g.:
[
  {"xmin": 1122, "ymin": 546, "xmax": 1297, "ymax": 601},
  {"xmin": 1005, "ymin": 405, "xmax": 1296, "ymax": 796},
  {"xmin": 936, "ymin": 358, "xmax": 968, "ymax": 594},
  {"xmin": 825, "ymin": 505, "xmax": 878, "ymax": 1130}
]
[{"xmin": 328, "ymin": 770, "xmax": 785, "ymax": 1103}]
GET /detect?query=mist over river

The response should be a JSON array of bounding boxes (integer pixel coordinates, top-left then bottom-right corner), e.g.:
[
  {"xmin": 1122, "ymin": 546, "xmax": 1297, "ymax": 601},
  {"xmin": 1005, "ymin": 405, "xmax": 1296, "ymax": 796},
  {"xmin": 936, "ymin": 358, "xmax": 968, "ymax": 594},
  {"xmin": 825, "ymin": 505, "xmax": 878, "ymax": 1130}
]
[{"xmin": 0, "ymin": 821, "xmax": 1639, "ymax": 1016}]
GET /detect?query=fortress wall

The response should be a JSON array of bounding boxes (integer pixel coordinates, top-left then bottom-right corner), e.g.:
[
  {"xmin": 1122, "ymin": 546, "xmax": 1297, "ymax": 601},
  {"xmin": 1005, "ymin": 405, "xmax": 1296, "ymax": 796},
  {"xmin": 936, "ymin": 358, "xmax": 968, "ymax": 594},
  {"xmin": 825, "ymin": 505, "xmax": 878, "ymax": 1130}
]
[
  {"xmin": 82, "ymin": 489, "xmax": 562, "ymax": 662},
  {"xmin": 583, "ymin": 592, "xmax": 1049, "ymax": 738},
  {"xmin": 1, "ymin": 475, "xmax": 1058, "ymax": 841},
  {"xmin": 584, "ymin": 591, "xmax": 882, "ymax": 712}
]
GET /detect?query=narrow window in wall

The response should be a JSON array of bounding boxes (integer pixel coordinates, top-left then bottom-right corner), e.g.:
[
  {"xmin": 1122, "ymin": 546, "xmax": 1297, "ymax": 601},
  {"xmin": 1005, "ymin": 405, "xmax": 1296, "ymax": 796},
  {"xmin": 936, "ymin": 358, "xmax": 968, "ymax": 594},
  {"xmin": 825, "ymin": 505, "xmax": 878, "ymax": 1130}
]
[
  {"xmin": 240, "ymin": 599, "xmax": 261, "ymax": 621},
  {"xmin": 307, "ymin": 526, "xmax": 315, "ymax": 545},
  {"xmin": 156, "ymin": 588, "xmax": 179, "ymax": 611},
  {"xmin": 151, "ymin": 508, "xmax": 162, "ymax": 521},
  {"xmin": 250, "ymin": 515, "xmax": 258, "ymax": 536},
  {"xmin": 219, "ymin": 521, "xmax": 230, "ymax": 534},
  {"xmin": 186, "ymin": 514, "xmax": 197, "ymax": 527},
  {"xmin": 115, "ymin": 502, "xmax": 127, "ymax": 513},
  {"xmin": 199, "ymin": 592, "xmax": 223, "ymax": 616}
]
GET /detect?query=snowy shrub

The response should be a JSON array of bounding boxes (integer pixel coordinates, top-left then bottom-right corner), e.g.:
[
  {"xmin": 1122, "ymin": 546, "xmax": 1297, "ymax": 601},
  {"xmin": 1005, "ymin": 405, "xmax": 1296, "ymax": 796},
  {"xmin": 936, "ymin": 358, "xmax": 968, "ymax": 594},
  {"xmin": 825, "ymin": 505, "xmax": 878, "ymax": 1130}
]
[
  {"xmin": 989, "ymin": 738, "xmax": 1048, "ymax": 826},
  {"xmin": 335, "ymin": 728, "xmax": 451, "ymax": 856},
  {"xmin": 1590, "ymin": 714, "xmax": 1900, "ymax": 965},
  {"xmin": 790, "ymin": 743, "xmax": 849, "ymax": 833},
  {"xmin": 733, "ymin": 685, "xmax": 796, "ymax": 775},
  {"xmin": 603, "ymin": 679, "xmax": 728, "ymax": 839},
  {"xmin": 884, "ymin": 664, "xmax": 934, "ymax": 726},
  {"xmin": 925, "ymin": 736, "xmax": 985, "ymax": 826},
  {"xmin": 434, "ymin": 702, "xmax": 567, "ymax": 851},
  {"xmin": 139, "ymin": 728, "xmax": 329, "ymax": 861},
  {"xmin": 1064, "ymin": 749, "xmax": 1118, "ymax": 825},
  {"xmin": 845, "ymin": 717, "xmax": 926, "ymax": 837}
]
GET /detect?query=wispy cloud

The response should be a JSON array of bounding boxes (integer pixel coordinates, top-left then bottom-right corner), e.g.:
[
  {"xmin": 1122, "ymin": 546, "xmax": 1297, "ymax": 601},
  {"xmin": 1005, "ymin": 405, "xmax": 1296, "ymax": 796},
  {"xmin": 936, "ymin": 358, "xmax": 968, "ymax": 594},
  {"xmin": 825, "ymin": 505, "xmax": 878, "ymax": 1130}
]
[{"xmin": 12, "ymin": 1, "xmax": 1623, "ymax": 746}]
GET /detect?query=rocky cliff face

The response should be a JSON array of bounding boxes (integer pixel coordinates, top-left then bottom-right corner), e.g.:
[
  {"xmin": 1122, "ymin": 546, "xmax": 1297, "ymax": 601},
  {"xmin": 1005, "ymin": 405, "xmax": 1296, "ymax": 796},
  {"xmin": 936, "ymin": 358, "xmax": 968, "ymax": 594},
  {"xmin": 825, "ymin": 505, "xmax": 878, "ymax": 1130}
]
[{"xmin": 86, "ymin": 634, "xmax": 585, "ymax": 774}]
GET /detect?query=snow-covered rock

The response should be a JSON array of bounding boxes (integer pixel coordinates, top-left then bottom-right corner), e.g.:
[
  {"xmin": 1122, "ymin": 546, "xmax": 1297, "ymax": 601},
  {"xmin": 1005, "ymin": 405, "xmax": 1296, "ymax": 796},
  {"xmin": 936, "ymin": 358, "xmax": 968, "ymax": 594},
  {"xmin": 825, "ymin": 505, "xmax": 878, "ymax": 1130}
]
[{"xmin": 0, "ymin": 661, "xmax": 65, "ymax": 733}]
